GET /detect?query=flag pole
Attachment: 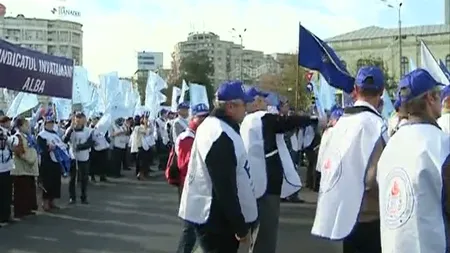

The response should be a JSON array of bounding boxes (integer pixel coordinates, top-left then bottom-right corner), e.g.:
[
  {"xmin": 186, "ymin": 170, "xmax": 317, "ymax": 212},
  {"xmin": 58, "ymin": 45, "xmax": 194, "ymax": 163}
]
[{"xmin": 295, "ymin": 21, "xmax": 301, "ymax": 110}]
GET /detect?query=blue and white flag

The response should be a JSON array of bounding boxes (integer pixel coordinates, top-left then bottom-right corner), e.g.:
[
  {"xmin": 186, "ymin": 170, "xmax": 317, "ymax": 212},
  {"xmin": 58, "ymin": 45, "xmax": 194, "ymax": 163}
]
[
  {"xmin": 409, "ymin": 57, "xmax": 417, "ymax": 73},
  {"xmin": 179, "ymin": 80, "xmax": 189, "ymax": 104},
  {"xmin": 381, "ymin": 90, "xmax": 394, "ymax": 119},
  {"xmin": 72, "ymin": 66, "xmax": 91, "ymax": 105},
  {"xmin": 52, "ymin": 97, "xmax": 72, "ymax": 121},
  {"xmin": 189, "ymin": 83, "xmax": 209, "ymax": 108},
  {"xmin": 420, "ymin": 41, "xmax": 450, "ymax": 85},
  {"xmin": 318, "ymin": 74, "xmax": 336, "ymax": 110},
  {"xmin": 171, "ymin": 86, "xmax": 181, "ymax": 112},
  {"xmin": 145, "ymin": 71, "xmax": 167, "ymax": 120},
  {"xmin": 7, "ymin": 92, "xmax": 39, "ymax": 118}
]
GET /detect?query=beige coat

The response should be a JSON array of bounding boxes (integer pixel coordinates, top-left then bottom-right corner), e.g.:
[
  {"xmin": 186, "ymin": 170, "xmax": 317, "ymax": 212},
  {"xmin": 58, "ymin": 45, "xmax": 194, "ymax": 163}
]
[{"xmin": 11, "ymin": 133, "xmax": 39, "ymax": 176}]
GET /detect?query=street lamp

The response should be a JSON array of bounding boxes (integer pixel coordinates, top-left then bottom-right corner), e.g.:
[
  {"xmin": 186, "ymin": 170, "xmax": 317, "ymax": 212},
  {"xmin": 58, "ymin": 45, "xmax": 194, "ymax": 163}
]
[
  {"xmin": 232, "ymin": 28, "xmax": 247, "ymax": 82},
  {"xmin": 382, "ymin": 0, "xmax": 403, "ymax": 76}
]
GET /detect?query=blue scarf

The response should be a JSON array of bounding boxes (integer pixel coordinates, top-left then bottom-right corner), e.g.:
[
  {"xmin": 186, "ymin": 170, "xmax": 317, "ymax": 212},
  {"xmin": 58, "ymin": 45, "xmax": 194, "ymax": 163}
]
[{"xmin": 53, "ymin": 145, "xmax": 71, "ymax": 176}]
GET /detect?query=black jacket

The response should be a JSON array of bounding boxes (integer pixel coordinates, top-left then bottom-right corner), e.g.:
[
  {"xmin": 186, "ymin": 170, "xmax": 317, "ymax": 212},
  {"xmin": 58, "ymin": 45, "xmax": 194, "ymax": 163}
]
[
  {"xmin": 260, "ymin": 113, "xmax": 317, "ymax": 195},
  {"xmin": 202, "ymin": 109, "xmax": 249, "ymax": 238}
]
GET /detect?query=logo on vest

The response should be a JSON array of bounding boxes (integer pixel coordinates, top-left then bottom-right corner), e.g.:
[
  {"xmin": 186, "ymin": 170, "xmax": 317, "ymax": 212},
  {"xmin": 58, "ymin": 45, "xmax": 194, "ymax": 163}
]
[
  {"xmin": 319, "ymin": 151, "xmax": 343, "ymax": 194},
  {"xmin": 383, "ymin": 167, "xmax": 414, "ymax": 229}
]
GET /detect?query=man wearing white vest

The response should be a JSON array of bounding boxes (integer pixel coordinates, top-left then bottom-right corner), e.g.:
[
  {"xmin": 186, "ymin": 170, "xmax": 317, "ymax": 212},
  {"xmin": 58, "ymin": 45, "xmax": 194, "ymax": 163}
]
[
  {"xmin": 178, "ymin": 81, "xmax": 257, "ymax": 253},
  {"xmin": 241, "ymin": 87, "xmax": 318, "ymax": 253},
  {"xmin": 377, "ymin": 68, "xmax": 449, "ymax": 253},
  {"xmin": 172, "ymin": 102, "xmax": 190, "ymax": 144},
  {"xmin": 437, "ymin": 85, "xmax": 450, "ymax": 134},
  {"xmin": 311, "ymin": 66, "xmax": 388, "ymax": 253},
  {"xmin": 63, "ymin": 112, "xmax": 94, "ymax": 205}
]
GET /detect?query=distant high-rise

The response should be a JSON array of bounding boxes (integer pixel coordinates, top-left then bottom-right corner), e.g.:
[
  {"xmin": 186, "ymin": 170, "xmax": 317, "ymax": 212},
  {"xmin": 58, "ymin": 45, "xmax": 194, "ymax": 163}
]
[
  {"xmin": 137, "ymin": 51, "xmax": 163, "ymax": 71},
  {"xmin": 446, "ymin": 0, "xmax": 450, "ymax": 24}
]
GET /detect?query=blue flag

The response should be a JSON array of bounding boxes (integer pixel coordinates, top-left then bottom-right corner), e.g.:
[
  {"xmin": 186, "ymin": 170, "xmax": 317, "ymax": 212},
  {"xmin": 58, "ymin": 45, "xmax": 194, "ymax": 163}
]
[
  {"xmin": 53, "ymin": 146, "xmax": 71, "ymax": 175},
  {"xmin": 298, "ymin": 25, "xmax": 354, "ymax": 93},
  {"xmin": 438, "ymin": 59, "xmax": 450, "ymax": 82}
]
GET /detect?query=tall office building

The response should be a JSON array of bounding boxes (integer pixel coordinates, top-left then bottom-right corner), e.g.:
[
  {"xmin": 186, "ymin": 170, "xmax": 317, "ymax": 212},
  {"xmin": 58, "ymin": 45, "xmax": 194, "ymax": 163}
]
[
  {"xmin": 137, "ymin": 51, "xmax": 163, "ymax": 71},
  {"xmin": 446, "ymin": 0, "xmax": 450, "ymax": 24}
]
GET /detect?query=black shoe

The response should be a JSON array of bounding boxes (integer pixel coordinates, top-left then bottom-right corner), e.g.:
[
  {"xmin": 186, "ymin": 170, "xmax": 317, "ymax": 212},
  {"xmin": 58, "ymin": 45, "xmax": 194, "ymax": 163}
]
[
  {"xmin": 287, "ymin": 195, "xmax": 305, "ymax": 203},
  {"xmin": 81, "ymin": 199, "xmax": 89, "ymax": 205},
  {"xmin": 69, "ymin": 198, "xmax": 76, "ymax": 205},
  {"xmin": 100, "ymin": 176, "xmax": 107, "ymax": 182}
]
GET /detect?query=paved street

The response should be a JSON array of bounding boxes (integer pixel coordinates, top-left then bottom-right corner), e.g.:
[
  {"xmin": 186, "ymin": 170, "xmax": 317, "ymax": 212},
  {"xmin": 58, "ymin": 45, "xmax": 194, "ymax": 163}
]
[{"xmin": 0, "ymin": 171, "xmax": 341, "ymax": 253}]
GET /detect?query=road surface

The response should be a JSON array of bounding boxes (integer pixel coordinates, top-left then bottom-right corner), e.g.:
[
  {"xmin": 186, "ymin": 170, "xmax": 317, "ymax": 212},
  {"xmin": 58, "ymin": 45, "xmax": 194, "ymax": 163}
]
[{"xmin": 0, "ymin": 171, "xmax": 341, "ymax": 253}]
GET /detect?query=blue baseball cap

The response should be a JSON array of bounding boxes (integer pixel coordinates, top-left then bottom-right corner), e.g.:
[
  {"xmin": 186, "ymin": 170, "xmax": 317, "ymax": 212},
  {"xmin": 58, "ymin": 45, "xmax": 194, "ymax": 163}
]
[
  {"xmin": 441, "ymin": 85, "xmax": 450, "ymax": 102},
  {"xmin": 177, "ymin": 101, "xmax": 190, "ymax": 110},
  {"xmin": 355, "ymin": 66, "xmax": 384, "ymax": 90},
  {"xmin": 246, "ymin": 87, "xmax": 269, "ymax": 98},
  {"xmin": 216, "ymin": 81, "xmax": 254, "ymax": 103},
  {"xmin": 398, "ymin": 68, "xmax": 444, "ymax": 104},
  {"xmin": 192, "ymin": 103, "xmax": 209, "ymax": 116}
]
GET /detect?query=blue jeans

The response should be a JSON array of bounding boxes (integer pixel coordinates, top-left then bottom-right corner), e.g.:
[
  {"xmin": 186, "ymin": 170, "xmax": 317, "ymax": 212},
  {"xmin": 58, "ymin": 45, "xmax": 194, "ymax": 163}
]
[{"xmin": 176, "ymin": 221, "xmax": 197, "ymax": 253}]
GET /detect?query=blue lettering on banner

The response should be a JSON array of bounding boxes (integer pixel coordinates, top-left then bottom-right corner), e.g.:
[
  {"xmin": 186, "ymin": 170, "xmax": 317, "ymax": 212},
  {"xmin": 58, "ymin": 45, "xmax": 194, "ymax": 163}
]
[{"xmin": 0, "ymin": 39, "xmax": 74, "ymax": 99}]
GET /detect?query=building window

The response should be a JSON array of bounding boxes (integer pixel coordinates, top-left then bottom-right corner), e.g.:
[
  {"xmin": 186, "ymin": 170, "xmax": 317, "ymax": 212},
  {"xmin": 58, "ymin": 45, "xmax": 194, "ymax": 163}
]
[
  {"xmin": 446, "ymin": 54, "xmax": 450, "ymax": 69},
  {"xmin": 356, "ymin": 59, "xmax": 364, "ymax": 70},
  {"xmin": 401, "ymin": 56, "xmax": 409, "ymax": 77}
]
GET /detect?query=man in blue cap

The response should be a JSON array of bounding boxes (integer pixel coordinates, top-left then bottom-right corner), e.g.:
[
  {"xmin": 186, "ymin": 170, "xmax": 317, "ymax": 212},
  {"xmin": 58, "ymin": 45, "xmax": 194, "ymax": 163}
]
[
  {"xmin": 178, "ymin": 81, "xmax": 257, "ymax": 253},
  {"xmin": 171, "ymin": 102, "xmax": 190, "ymax": 145},
  {"xmin": 312, "ymin": 66, "xmax": 388, "ymax": 253},
  {"xmin": 377, "ymin": 68, "xmax": 448, "ymax": 253},
  {"xmin": 437, "ymin": 84, "xmax": 450, "ymax": 134}
]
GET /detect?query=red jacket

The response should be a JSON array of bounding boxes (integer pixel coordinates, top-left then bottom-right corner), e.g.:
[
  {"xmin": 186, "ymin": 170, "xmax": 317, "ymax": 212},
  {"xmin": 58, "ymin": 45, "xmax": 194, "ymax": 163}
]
[
  {"xmin": 176, "ymin": 121, "xmax": 199, "ymax": 186},
  {"xmin": 176, "ymin": 134, "xmax": 194, "ymax": 186}
]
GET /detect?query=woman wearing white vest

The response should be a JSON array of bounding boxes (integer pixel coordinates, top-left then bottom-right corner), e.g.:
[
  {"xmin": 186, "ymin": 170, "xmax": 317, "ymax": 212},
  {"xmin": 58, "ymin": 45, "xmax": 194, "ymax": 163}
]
[
  {"xmin": 241, "ymin": 87, "xmax": 317, "ymax": 253},
  {"xmin": 311, "ymin": 66, "xmax": 388, "ymax": 253},
  {"xmin": 11, "ymin": 117, "xmax": 39, "ymax": 219},
  {"xmin": 377, "ymin": 68, "xmax": 449, "ymax": 253},
  {"xmin": 90, "ymin": 116, "xmax": 110, "ymax": 182},
  {"xmin": 178, "ymin": 81, "xmax": 257, "ymax": 253},
  {"xmin": 37, "ymin": 115, "xmax": 67, "ymax": 211},
  {"xmin": 130, "ymin": 112, "xmax": 154, "ymax": 180},
  {"xmin": 437, "ymin": 85, "xmax": 450, "ymax": 134}
]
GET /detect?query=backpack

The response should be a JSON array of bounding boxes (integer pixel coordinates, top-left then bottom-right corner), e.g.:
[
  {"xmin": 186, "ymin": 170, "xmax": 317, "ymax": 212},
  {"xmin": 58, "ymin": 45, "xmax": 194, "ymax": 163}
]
[{"xmin": 164, "ymin": 146, "xmax": 180, "ymax": 186}]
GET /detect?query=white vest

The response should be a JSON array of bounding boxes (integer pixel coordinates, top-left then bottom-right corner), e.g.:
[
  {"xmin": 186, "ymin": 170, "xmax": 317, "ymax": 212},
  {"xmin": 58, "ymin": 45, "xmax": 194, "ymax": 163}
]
[
  {"xmin": 178, "ymin": 116, "xmax": 258, "ymax": 224},
  {"xmin": 377, "ymin": 123, "xmax": 449, "ymax": 253},
  {"xmin": 240, "ymin": 111, "xmax": 302, "ymax": 199},
  {"xmin": 142, "ymin": 126, "xmax": 155, "ymax": 151},
  {"xmin": 437, "ymin": 113, "xmax": 450, "ymax": 135},
  {"xmin": 172, "ymin": 117, "xmax": 189, "ymax": 144},
  {"xmin": 0, "ymin": 127, "xmax": 16, "ymax": 173},
  {"xmin": 175, "ymin": 129, "xmax": 195, "ymax": 156},
  {"xmin": 316, "ymin": 127, "xmax": 334, "ymax": 172},
  {"xmin": 156, "ymin": 118, "xmax": 169, "ymax": 145},
  {"xmin": 65, "ymin": 127, "xmax": 92, "ymax": 162},
  {"xmin": 311, "ymin": 102, "xmax": 388, "ymax": 240},
  {"xmin": 38, "ymin": 129, "xmax": 69, "ymax": 163},
  {"xmin": 111, "ymin": 125, "xmax": 128, "ymax": 149},
  {"xmin": 92, "ymin": 128, "xmax": 109, "ymax": 151},
  {"xmin": 297, "ymin": 126, "xmax": 315, "ymax": 150}
]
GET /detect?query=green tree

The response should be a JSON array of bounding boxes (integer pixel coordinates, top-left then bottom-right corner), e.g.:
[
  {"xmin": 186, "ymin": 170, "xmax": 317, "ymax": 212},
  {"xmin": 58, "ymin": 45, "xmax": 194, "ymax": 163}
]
[
  {"xmin": 354, "ymin": 56, "xmax": 397, "ymax": 95},
  {"xmin": 178, "ymin": 51, "xmax": 215, "ymax": 106},
  {"xmin": 134, "ymin": 69, "xmax": 148, "ymax": 105}
]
